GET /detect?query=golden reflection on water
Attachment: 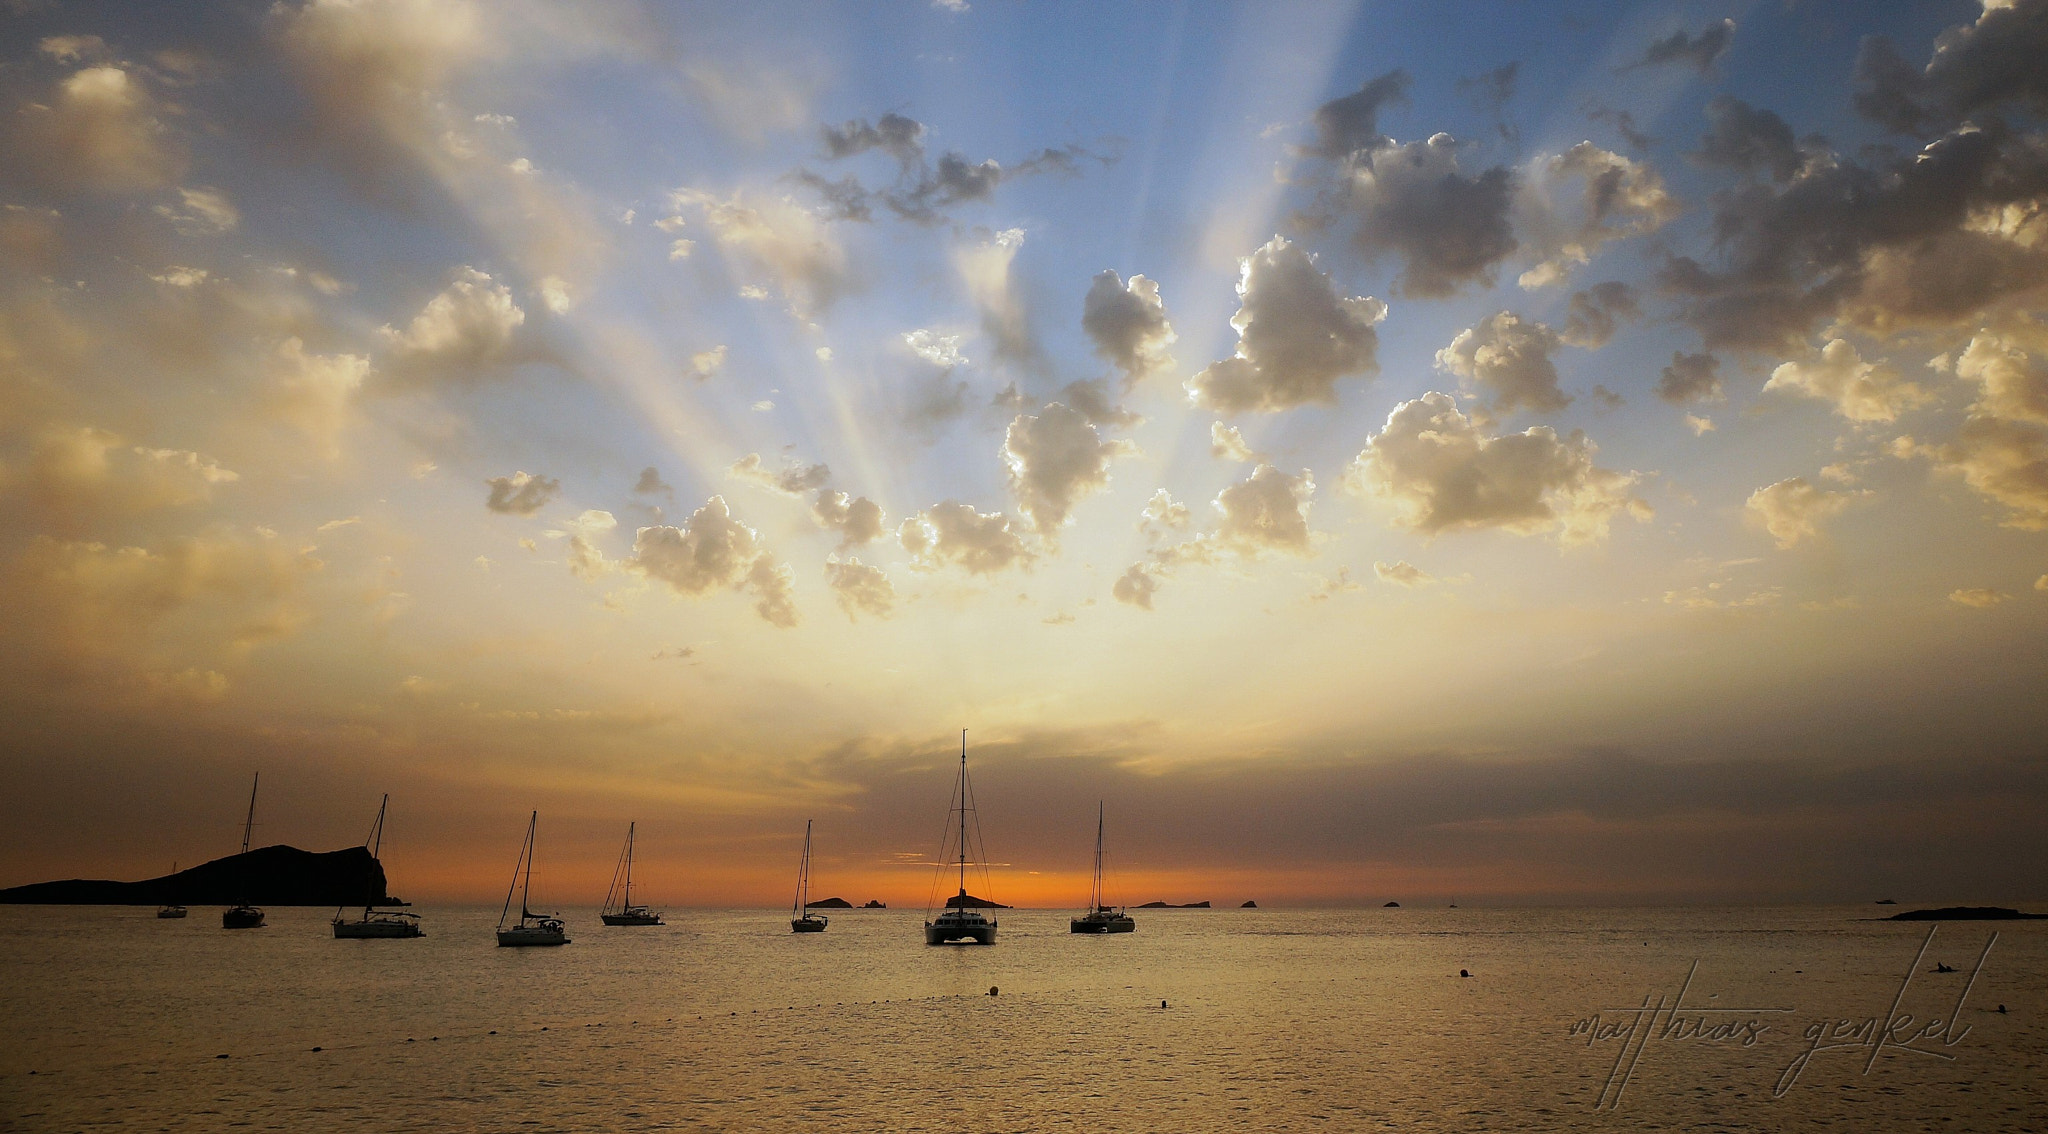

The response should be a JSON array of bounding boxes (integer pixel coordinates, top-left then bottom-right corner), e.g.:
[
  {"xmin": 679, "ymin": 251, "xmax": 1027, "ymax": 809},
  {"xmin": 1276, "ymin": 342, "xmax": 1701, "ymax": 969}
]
[{"xmin": 3, "ymin": 906, "xmax": 2041, "ymax": 1131}]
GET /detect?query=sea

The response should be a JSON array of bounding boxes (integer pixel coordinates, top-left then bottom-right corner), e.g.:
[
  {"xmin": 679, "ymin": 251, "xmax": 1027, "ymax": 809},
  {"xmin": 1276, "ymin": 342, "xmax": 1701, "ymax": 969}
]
[{"xmin": 2, "ymin": 904, "xmax": 2041, "ymax": 1131}]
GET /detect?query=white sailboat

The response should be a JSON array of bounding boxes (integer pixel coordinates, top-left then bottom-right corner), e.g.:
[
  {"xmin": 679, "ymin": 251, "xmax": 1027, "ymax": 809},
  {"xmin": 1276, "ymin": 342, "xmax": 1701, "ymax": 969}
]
[
  {"xmin": 924, "ymin": 731, "xmax": 999, "ymax": 945},
  {"xmin": 222, "ymin": 774, "xmax": 265, "ymax": 929},
  {"xmin": 600, "ymin": 821, "xmax": 663, "ymax": 926},
  {"xmin": 1070, "ymin": 802, "xmax": 1135, "ymax": 934},
  {"xmin": 791, "ymin": 819, "xmax": 828, "ymax": 933},
  {"xmin": 495, "ymin": 811, "xmax": 569, "ymax": 947},
  {"xmin": 333, "ymin": 794, "xmax": 423, "ymax": 938}
]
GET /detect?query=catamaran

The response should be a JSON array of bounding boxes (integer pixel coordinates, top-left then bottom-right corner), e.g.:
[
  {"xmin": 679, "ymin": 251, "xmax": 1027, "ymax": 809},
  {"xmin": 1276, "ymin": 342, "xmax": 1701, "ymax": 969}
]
[
  {"xmin": 333, "ymin": 794, "xmax": 423, "ymax": 938},
  {"xmin": 1070, "ymin": 801, "xmax": 1135, "ymax": 934},
  {"xmin": 156, "ymin": 862, "xmax": 186, "ymax": 919},
  {"xmin": 924, "ymin": 731, "xmax": 998, "ymax": 945},
  {"xmin": 496, "ymin": 810, "xmax": 569, "ymax": 947},
  {"xmin": 222, "ymin": 774, "xmax": 265, "ymax": 929},
  {"xmin": 791, "ymin": 820, "xmax": 827, "ymax": 932},
  {"xmin": 600, "ymin": 821, "xmax": 663, "ymax": 926}
]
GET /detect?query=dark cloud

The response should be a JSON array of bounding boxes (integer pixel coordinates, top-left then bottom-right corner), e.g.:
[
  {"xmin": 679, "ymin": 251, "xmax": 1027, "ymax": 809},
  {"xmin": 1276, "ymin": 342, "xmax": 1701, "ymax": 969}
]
[
  {"xmin": 1587, "ymin": 104, "xmax": 1655, "ymax": 153},
  {"xmin": 632, "ymin": 466, "xmax": 673, "ymax": 500},
  {"xmin": 1456, "ymin": 61, "xmax": 1519, "ymax": 145},
  {"xmin": 1186, "ymin": 236, "xmax": 1386, "ymax": 413},
  {"xmin": 1694, "ymin": 95, "xmax": 1805, "ymax": 182},
  {"xmin": 1305, "ymin": 70, "xmax": 1410, "ymax": 158},
  {"xmin": 484, "ymin": 471, "xmax": 559, "ymax": 515},
  {"xmin": 1348, "ymin": 134, "xmax": 1519, "ymax": 298},
  {"xmin": 1854, "ymin": 0, "xmax": 2048, "ymax": 135},
  {"xmin": 808, "ymin": 111, "xmax": 1112, "ymax": 226},
  {"xmin": 1559, "ymin": 281, "xmax": 1640, "ymax": 349},
  {"xmin": 819, "ymin": 112, "xmax": 926, "ymax": 164},
  {"xmin": 1656, "ymin": 351, "xmax": 1723, "ymax": 405},
  {"xmin": 1621, "ymin": 18, "xmax": 1736, "ymax": 75},
  {"xmin": 1081, "ymin": 269, "xmax": 1175, "ymax": 382}
]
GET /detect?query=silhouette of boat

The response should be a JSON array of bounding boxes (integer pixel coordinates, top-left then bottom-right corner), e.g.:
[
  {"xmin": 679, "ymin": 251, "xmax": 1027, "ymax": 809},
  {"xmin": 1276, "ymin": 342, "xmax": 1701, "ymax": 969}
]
[
  {"xmin": 791, "ymin": 820, "xmax": 827, "ymax": 932},
  {"xmin": 600, "ymin": 821, "xmax": 663, "ymax": 926},
  {"xmin": 222, "ymin": 775, "xmax": 265, "ymax": 929},
  {"xmin": 1070, "ymin": 802, "xmax": 1134, "ymax": 934},
  {"xmin": 332, "ymin": 795, "xmax": 422, "ymax": 938},
  {"xmin": 925, "ymin": 731, "xmax": 998, "ymax": 945},
  {"xmin": 495, "ymin": 811, "xmax": 568, "ymax": 947},
  {"xmin": 156, "ymin": 862, "xmax": 186, "ymax": 918}
]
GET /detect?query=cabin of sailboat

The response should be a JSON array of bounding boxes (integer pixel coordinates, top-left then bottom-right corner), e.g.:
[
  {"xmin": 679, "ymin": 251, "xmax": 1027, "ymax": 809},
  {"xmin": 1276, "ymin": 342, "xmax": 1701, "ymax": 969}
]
[
  {"xmin": 1070, "ymin": 802, "xmax": 1135, "ymax": 934},
  {"xmin": 222, "ymin": 773, "xmax": 265, "ymax": 929},
  {"xmin": 333, "ymin": 794, "xmax": 423, "ymax": 939},
  {"xmin": 924, "ymin": 731, "xmax": 998, "ymax": 945},
  {"xmin": 791, "ymin": 820, "xmax": 827, "ymax": 932},
  {"xmin": 496, "ymin": 810, "xmax": 569, "ymax": 947},
  {"xmin": 601, "ymin": 821, "xmax": 664, "ymax": 926}
]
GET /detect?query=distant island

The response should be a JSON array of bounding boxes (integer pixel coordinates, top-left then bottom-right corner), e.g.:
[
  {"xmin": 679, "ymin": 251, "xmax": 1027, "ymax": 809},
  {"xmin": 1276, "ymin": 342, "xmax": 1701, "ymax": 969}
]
[
  {"xmin": 0, "ymin": 846, "xmax": 391, "ymax": 906},
  {"xmin": 1240, "ymin": 900, "xmax": 1257, "ymax": 908},
  {"xmin": 863, "ymin": 899, "xmax": 886, "ymax": 908},
  {"xmin": 804, "ymin": 897, "xmax": 853, "ymax": 909},
  {"xmin": 1137, "ymin": 900, "xmax": 1210, "ymax": 908},
  {"xmin": 1886, "ymin": 906, "xmax": 2046, "ymax": 921},
  {"xmin": 1384, "ymin": 901, "xmax": 1400, "ymax": 907},
  {"xmin": 943, "ymin": 892, "xmax": 1009, "ymax": 909}
]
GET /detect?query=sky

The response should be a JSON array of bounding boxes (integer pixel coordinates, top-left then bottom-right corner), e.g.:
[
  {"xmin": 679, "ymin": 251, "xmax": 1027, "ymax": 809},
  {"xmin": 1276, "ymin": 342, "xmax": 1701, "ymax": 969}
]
[{"xmin": 1, "ymin": 0, "xmax": 2045, "ymax": 909}]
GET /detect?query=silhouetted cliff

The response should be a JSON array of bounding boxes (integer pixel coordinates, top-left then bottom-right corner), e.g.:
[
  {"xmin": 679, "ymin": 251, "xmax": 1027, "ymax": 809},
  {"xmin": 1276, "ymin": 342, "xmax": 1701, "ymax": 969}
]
[{"xmin": 0, "ymin": 846, "xmax": 392, "ymax": 906}]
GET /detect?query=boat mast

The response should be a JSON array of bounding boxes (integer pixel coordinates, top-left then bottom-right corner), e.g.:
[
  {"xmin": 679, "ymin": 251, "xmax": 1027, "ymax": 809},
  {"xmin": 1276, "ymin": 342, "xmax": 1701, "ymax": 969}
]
[
  {"xmin": 520, "ymin": 811, "xmax": 536, "ymax": 922},
  {"xmin": 623, "ymin": 821, "xmax": 635, "ymax": 908},
  {"xmin": 794, "ymin": 820, "xmax": 812, "ymax": 917},
  {"xmin": 363, "ymin": 793, "xmax": 388, "ymax": 918},
  {"xmin": 240, "ymin": 773, "xmax": 259, "ymax": 855},
  {"xmin": 1093, "ymin": 801, "xmax": 1105, "ymax": 912},
  {"xmin": 957, "ymin": 730, "xmax": 968, "ymax": 898}
]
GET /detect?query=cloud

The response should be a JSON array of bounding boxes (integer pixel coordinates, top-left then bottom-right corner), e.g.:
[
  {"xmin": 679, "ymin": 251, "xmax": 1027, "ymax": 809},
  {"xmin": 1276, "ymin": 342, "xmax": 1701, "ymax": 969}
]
[
  {"xmin": 1111, "ymin": 563, "xmax": 1159, "ymax": 610},
  {"xmin": 728, "ymin": 453, "xmax": 831, "ymax": 497},
  {"xmin": 1001, "ymin": 403, "xmax": 1137, "ymax": 535},
  {"xmin": 9, "ymin": 65, "xmax": 184, "ymax": 193},
  {"xmin": 955, "ymin": 227, "xmax": 1033, "ymax": 362},
  {"xmin": 154, "ymin": 187, "xmax": 241, "ymax": 234},
  {"xmin": 1373, "ymin": 560, "xmax": 1435, "ymax": 587},
  {"xmin": 557, "ymin": 509, "xmax": 616, "ymax": 580},
  {"xmin": 628, "ymin": 496, "xmax": 797, "ymax": 627},
  {"xmin": 378, "ymin": 267, "xmax": 530, "ymax": 382},
  {"xmin": 1346, "ymin": 392, "xmax": 1650, "ymax": 544},
  {"xmin": 1746, "ymin": 477, "xmax": 1860, "ymax": 549},
  {"xmin": 1953, "ymin": 324, "xmax": 2048, "ymax": 425},
  {"xmin": 1694, "ymin": 96, "xmax": 1806, "ymax": 182},
  {"xmin": 633, "ymin": 466, "xmax": 674, "ymax": 500},
  {"xmin": 1054, "ymin": 378, "xmax": 1141, "ymax": 428},
  {"xmin": 1657, "ymin": 351, "xmax": 1724, "ymax": 405},
  {"xmin": 673, "ymin": 188, "xmax": 852, "ymax": 313},
  {"xmin": 1914, "ymin": 413, "xmax": 2048, "ymax": 530},
  {"xmin": 1948, "ymin": 587, "xmax": 2010, "ymax": 608},
  {"xmin": 1082, "ymin": 270, "xmax": 1176, "ymax": 382},
  {"xmin": 1622, "ymin": 19, "xmax": 1736, "ymax": 74},
  {"xmin": 4, "ymin": 427, "xmax": 239, "ymax": 534},
  {"xmin": 1514, "ymin": 143, "xmax": 1680, "ymax": 290},
  {"xmin": 1457, "ymin": 62, "xmax": 1520, "ymax": 144},
  {"xmin": 812, "ymin": 490, "xmax": 885, "ymax": 549},
  {"xmin": 1186, "ymin": 236, "xmax": 1386, "ymax": 413},
  {"xmin": 1764, "ymin": 339, "xmax": 1931, "ymax": 422},
  {"xmin": 1344, "ymin": 133, "xmax": 1518, "ymax": 298},
  {"xmin": 688, "ymin": 345, "xmax": 727, "ymax": 379},
  {"xmin": 1210, "ymin": 421, "xmax": 1256, "ymax": 462},
  {"xmin": 1559, "ymin": 281, "xmax": 1641, "ymax": 349},
  {"xmin": 268, "ymin": 337, "xmax": 369, "ymax": 457},
  {"xmin": 825, "ymin": 557, "xmax": 896, "ymax": 620},
  {"xmin": 1211, "ymin": 464, "xmax": 1316, "ymax": 556},
  {"xmin": 902, "ymin": 329, "xmax": 968, "ymax": 368},
  {"xmin": 1139, "ymin": 489, "xmax": 1190, "ymax": 536},
  {"xmin": 1305, "ymin": 70, "xmax": 1410, "ymax": 158},
  {"xmin": 1435, "ymin": 311, "xmax": 1569, "ymax": 415},
  {"xmin": 1854, "ymin": 0, "xmax": 2048, "ymax": 135},
  {"xmin": 898, "ymin": 501, "xmax": 1033, "ymax": 575},
  {"xmin": 820, "ymin": 113, "xmax": 925, "ymax": 165},
  {"xmin": 1685, "ymin": 414, "xmax": 1715, "ymax": 435},
  {"xmin": 484, "ymin": 471, "xmax": 559, "ymax": 515}
]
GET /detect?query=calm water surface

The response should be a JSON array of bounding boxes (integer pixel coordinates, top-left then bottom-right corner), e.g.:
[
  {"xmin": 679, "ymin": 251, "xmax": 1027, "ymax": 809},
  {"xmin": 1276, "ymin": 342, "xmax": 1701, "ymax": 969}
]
[{"xmin": 2, "ymin": 905, "xmax": 2042, "ymax": 1131}]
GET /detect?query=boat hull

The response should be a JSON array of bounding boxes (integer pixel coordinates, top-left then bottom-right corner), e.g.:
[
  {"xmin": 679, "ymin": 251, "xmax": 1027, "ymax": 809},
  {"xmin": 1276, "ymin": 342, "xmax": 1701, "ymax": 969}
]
[
  {"xmin": 497, "ymin": 926, "xmax": 569, "ymax": 947},
  {"xmin": 222, "ymin": 906, "xmax": 264, "ymax": 929},
  {"xmin": 602, "ymin": 912, "xmax": 664, "ymax": 926},
  {"xmin": 157, "ymin": 906, "xmax": 187, "ymax": 919},
  {"xmin": 334, "ymin": 918, "xmax": 424, "ymax": 938},
  {"xmin": 1070, "ymin": 915, "xmax": 1136, "ymax": 934},
  {"xmin": 925, "ymin": 921, "xmax": 997, "ymax": 945},
  {"xmin": 791, "ymin": 916, "xmax": 828, "ymax": 932}
]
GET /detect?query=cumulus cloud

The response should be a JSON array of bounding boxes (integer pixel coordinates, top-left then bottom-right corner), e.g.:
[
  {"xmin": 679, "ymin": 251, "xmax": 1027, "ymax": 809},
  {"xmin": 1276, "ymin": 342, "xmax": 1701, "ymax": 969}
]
[
  {"xmin": 812, "ymin": 490, "xmax": 885, "ymax": 549},
  {"xmin": 1346, "ymin": 392, "xmax": 1650, "ymax": 544},
  {"xmin": 268, "ymin": 338, "xmax": 368, "ymax": 457},
  {"xmin": 1082, "ymin": 270, "xmax": 1176, "ymax": 382},
  {"xmin": 557, "ymin": 509, "xmax": 616, "ymax": 579},
  {"xmin": 4, "ymin": 427, "xmax": 239, "ymax": 533},
  {"xmin": 1622, "ymin": 19, "xmax": 1737, "ymax": 74},
  {"xmin": 1694, "ymin": 96, "xmax": 1807, "ymax": 182},
  {"xmin": 1515, "ymin": 143, "xmax": 1680, "ymax": 289},
  {"xmin": 1210, "ymin": 422, "xmax": 1256, "ymax": 462},
  {"xmin": 728, "ymin": 453, "xmax": 831, "ymax": 497},
  {"xmin": 633, "ymin": 466, "xmax": 674, "ymax": 500},
  {"xmin": 484, "ymin": 471, "xmax": 559, "ymax": 514},
  {"xmin": 1435, "ymin": 311, "xmax": 1569, "ymax": 415},
  {"xmin": 1001, "ymin": 403, "xmax": 1137, "ymax": 535},
  {"xmin": 824, "ymin": 557, "xmax": 896, "ymax": 620},
  {"xmin": 1657, "ymin": 351, "xmax": 1724, "ymax": 405},
  {"xmin": 1854, "ymin": 0, "xmax": 2048, "ymax": 135},
  {"xmin": 1373, "ymin": 560, "xmax": 1435, "ymax": 587},
  {"xmin": 673, "ymin": 187, "xmax": 852, "ymax": 313},
  {"xmin": 1305, "ymin": 70, "xmax": 1411, "ymax": 158},
  {"xmin": 1907, "ymin": 327, "xmax": 2048, "ymax": 528},
  {"xmin": 1952, "ymin": 324, "xmax": 2048, "ymax": 424},
  {"xmin": 688, "ymin": 345, "xmax": 728, "ymax": 379},
  {"xmin": 1560, "ymin": 281, "xmax": 1641, "ymax": 349},
  {"xmin": 1764, "ymin": 339, "xmax": 1931, "ymax": 422},
  {"xmin": 1344, "ymin": 133, "xmax": 1518, "ymax": 298},
  {"xmin": 1746, "ymin": 477, "xmax": 1860, "ymax": 549},
  {"xmin": 1112, "ymin": 563, "xmax": 1159, "ymax": 610},
  {"xmin": 1186, "ymin": 236, "xmax": 1386, "ymax": 413},
  {"xmin": 378, "ymin": 267, "xmax": 530, "ymax": 382},
  {"xmin": 903, "ymin": 329, "xmax": 968, "ymax": 369},
  {"xmin": 898, "ymin": 501, "xmax": 1033, "ymax": 574},
  {"xmin": 820, "ymin": 113, "xmax": 925, "ymax": 165},
  {"xmin": 1055, "ymin": 378, "xmax": 1141, "ymax": 428},
  {"xmin": 1210, "ymin": 464, "xmax": 1316, "ymax": 556},
  {"xmin": 955, "ymin": 227, "xmax": 1033, "ymax": 362},
  {"xmin": 1948, "ymin": 586, "xmax": 2010, "ymax": 608},
  {"xmin": 1139, "ymin": 488, "xmax": 1190, "ymax": 536},
  {"xmin": 10, "ymin": 65, "xmax": 183, "ymax": 193},
  {"xmin": 629, "ymin": 496, "xmax": 797, "ymax": 627}
]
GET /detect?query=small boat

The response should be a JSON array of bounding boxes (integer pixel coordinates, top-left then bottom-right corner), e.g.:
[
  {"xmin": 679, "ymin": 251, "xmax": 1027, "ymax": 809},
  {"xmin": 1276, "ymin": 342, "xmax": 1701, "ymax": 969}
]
[
  {"xmin": 157, "ymin": 861, "xmax": 187, "ymax": 918},
  {"xmin": 924, "ymin": 731, "xmax": 998, "ymax": 946},
  {"xmin": 496, "ymin": 810, "xmax": 569, "ymax": 947},
  {"xmin": 791, "ymin": 820, "xmax": 827, "ymax": 933},
  {"xmin": 601, "ymin": 821, "xmax": 663, "ymax": 926},
  {"xmin": 333, "ymin": 794, "xmax": 423, "ymax": 939},
  {"xmin": 1070, "ymin": 802, "xmax": 1135, "ymax": 934},
  {"xmin": 222, "ymin": 774, "xmax": 265, "ymax": 930}
]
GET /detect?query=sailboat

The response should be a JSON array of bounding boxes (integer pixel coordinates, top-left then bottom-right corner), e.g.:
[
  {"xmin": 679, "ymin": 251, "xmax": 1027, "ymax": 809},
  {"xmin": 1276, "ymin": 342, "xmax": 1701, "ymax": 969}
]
[
  {"xmin": 156, "ymin": 862, "xmax": 187, "ymax": 919},
  {"xmin": 1069, "ymin": 802, "xmax": 1135, "ymax": 934},
  {"xmin": 924, "ymin": 731, "xmax": 998, "ymax": 945},
  {"xmin": 332, "ymin": 795, "xmax": 423, "ymax": 938},
  {"xmin": 790, "ymin": 820, "xmax": 827, "ymax": 933},
  {"xmin": 600, "ymin": 821, "xmax": 663, "ymax": 926},
  {"xmin": 495, "ymin": 811, "xmax": 569, "ymax": 947},
  {"xmin": 222, "ymin": 774, "xmax": 265, "ymax": 929}
]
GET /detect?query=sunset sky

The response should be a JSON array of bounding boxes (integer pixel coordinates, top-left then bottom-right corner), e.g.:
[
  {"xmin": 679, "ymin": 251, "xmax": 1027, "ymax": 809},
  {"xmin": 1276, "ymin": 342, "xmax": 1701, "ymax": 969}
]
[{"xmin": 2, "ymin": 0, "xmax": 2045, "ymax": 908}]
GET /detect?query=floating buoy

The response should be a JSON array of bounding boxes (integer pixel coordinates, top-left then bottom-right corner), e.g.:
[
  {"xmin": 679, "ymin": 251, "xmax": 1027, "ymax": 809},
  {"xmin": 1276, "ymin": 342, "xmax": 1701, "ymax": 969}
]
[
  {"xmin": 988, "ymin": 987, "xmax": 999, "ymax": 997},
  {"xmin": 1161, "ymin": 1000, "xmax": 1168, "ymax": 1009},
  {"xmin": 216, "ymin": 1054, "xmax": 228, "ymax": 1060},
  {"xmin": 311, "ymin": 1046, "xmax": 322, "ymax": 1052},
  {"xmin": 1460, "ymin": 970, "xmax": 1470, "ymax": 978},
  {"xmin": 1997, "ymin": 1004, "xmax": 2008, "ymax": 1013}
]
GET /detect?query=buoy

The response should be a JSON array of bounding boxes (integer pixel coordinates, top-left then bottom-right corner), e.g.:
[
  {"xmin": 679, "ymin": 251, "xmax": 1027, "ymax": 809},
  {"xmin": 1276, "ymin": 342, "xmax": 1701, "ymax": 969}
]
[
  {"xmin": 989, "ymin": 986, "xmax": 999, "ymax": 997},
  {"xmin": 1460, "ymin": 970, "xmax": 1470, "ymax": 978},
  {"xmin": 216, "ymin": 1054, "xmax": 229, "ymax": 1060},
  {"xmin": 311, "ymin": 1046, "xmax": 322, "ymax": 1052},
  {"xmin": 1997, "ymin": 1004, "xmax": 2008, "ymax": 1013},
  {"xmin": 1161, "ymin": 1000, "xmax": 1168, "ymax": 1009}
]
